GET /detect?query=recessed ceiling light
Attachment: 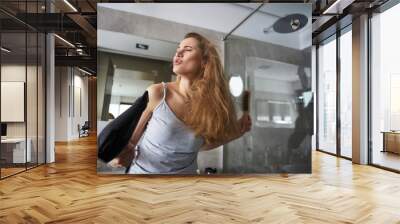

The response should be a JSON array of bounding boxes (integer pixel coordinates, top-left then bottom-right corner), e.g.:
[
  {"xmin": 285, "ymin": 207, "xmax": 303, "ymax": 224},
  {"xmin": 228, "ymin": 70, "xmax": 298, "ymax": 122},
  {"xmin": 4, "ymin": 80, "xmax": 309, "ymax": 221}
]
[
  {"xmin": 1, "ymin": 47, "xmax": 11, "ymax": 53},
  {"xmin": 54, "ymin": 34, "xmax": 75, "ymax": 48},
  {"xmin": 63, "ymin": 0, "xmax": 78, "ymax": 12},
  {"xmin": 136, "ymin": 43, "xmax": 149, "ymax": 50},
  {"xmin": 322, "ymin": 0, "xmax": 353, "ymax": 14},
  {"xmin": 77, "ymin": 67, "xmax": 92, "ymax": 76}
]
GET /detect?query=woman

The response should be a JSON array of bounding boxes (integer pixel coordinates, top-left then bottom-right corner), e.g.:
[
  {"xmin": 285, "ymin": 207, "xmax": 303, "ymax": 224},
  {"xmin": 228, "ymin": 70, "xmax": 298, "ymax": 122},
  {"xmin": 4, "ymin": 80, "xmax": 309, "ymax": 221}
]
[{"xmin": 109, "ymin": 32, "xmax": 252, "ymax": 174}]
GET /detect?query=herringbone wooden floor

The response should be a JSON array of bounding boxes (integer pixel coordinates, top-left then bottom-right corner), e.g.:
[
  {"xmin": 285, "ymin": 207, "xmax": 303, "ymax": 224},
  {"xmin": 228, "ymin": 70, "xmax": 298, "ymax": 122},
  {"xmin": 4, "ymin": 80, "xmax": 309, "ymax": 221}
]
[{"xmin": 1, "ymin": 135, "xmax": 399, "ymax": 224}]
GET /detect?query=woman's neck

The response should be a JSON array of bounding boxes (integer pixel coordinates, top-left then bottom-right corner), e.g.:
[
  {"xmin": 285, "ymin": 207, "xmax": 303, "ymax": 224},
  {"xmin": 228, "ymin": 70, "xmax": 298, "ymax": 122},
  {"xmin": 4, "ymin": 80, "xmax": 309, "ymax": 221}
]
[{"xmin": 177, "ymin": 76, "xmax": 192, "ymax": 99}]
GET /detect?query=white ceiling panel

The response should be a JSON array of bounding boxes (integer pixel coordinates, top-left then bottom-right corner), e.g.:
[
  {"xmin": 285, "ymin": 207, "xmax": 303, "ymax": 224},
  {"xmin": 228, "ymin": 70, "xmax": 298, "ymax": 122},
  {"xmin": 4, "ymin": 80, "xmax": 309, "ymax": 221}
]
[{"xmin": 98, "ymin": 3, "xmax": 311, "ymax": 50}]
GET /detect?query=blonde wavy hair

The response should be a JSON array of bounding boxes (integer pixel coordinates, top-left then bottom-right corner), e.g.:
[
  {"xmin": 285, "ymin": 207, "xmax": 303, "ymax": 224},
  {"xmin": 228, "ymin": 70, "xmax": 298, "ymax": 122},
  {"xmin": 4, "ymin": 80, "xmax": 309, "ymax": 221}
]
[{"xmin": 177, "ymin": 32, "xmax": 240, "ymax": 145}]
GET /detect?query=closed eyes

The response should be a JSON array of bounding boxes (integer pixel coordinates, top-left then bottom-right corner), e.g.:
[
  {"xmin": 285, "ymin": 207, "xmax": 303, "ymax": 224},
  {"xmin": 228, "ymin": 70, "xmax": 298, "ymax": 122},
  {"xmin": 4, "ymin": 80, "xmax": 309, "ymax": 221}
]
[{"xmin": 177, "ymin": 46, "xmax": 193, "ymax": 51}]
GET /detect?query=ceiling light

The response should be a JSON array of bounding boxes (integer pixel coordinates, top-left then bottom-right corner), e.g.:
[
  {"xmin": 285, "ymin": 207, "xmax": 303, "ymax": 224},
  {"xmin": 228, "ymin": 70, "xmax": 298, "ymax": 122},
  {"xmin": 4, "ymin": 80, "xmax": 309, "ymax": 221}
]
[
  {"xmin": 1, "ymin": 47, "xmax": 11, "ymax": 53},
  {"xmin": 63, "ymin": 0, "xmax": 78, "ymax": 12},
  {"xmin": 229, "ymin": 75, "xmax": 244, "ymax": 97},
  {"xmin": 78, "ymin": 67, "xmax": 92, "ymax": 76},
  {"xmin": 323, "ymin": 0, "xmax": 342, "ymax": 14},
  {"xmin": 54, "ymin": 34, "xmax": 75, "ymax": 48},
  {"xmin": 322, "ymin": 0, "xmax": 348, "ymax": 14},
  {"xmin": 136, "ymin": 43, "xmax": 149, "ymax": 50}
]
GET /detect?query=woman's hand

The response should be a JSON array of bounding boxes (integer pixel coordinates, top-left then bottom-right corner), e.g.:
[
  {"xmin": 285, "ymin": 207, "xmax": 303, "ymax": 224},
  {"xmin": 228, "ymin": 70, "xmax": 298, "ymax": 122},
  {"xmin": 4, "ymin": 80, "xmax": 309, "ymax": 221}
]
[
  {"xmin": 239, "ymin": 113, "xmax": 252, "ymax": 136},
  {"xmin": 108, "ymin": 142, "xmax": 136, "ymax": 168}
]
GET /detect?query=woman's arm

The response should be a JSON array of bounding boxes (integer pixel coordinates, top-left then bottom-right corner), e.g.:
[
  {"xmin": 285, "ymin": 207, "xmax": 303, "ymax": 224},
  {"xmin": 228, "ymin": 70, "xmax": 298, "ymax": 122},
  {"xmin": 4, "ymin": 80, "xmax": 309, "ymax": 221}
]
[
  {"xmin": 108, "ymin": 84, "xmax": 164, "ymax": 168},
  {"xmin": 200, "ymin": 113, "xmax": 252, "ymax": 151},
  {"xmin": 109, "ymin": 107, "xmax": 153, "ymax": 168}
]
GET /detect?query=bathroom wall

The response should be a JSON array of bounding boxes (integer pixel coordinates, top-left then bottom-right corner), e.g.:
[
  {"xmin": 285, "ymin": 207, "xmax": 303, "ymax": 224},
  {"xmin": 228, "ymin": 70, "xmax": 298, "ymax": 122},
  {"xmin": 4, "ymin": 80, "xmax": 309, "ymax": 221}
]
[{"xmin": 224, "ymin": 36, "xmax": 312, "ymax": 173}]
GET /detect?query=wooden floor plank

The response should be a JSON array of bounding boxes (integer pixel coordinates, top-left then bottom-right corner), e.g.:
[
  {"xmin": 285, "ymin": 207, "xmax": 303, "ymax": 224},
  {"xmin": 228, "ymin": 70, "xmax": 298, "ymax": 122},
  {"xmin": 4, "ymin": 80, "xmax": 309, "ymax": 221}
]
[{"xmin": 0, "ymin": 135, "xmax": 399, "ymax": 223}]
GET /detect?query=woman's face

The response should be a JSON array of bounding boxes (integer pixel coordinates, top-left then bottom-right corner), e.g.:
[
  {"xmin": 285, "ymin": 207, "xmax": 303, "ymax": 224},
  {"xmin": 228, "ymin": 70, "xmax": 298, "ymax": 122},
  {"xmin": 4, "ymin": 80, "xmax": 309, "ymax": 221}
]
[{"xmin": 173, "ymin": 37, "xmax": 203, "ymax": 79}]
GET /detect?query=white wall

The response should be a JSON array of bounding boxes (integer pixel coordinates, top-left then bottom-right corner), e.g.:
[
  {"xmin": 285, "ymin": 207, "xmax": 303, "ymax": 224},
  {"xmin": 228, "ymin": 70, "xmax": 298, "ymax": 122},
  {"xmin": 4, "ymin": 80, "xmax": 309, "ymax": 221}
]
[
  {"xmin": 55, "ymin": 67, "xmax": 68, "ymax": 141},
  {"xmin": 1, "ymin": 65, "xmax": 39, "ymax": 137},
  {"xmin": 71, "ymin": 72, "xmax": 89, "ymax": 138},
  {"xmin": 55, "ymin": 67, "xmax": 89, "ymax": 141},
  {"xmin": 1, "ymin": 65, "xmax": 27, "ymax": 151},
  {"xmin": 2, "ymin": 63, "xmax": 46, "ymax": 164}
]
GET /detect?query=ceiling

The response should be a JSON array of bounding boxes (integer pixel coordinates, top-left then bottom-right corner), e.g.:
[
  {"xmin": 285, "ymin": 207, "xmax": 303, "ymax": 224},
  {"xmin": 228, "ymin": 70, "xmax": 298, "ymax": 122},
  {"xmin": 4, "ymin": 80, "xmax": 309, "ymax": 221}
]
[
  {"xmin": 0, "ymin": 0, "xmax": 97, "ymax": 74},
  {"xmin": 98, "ymin": 3, "xmax": 312, "ymax": 50},
  {"xmin": 1, "ymin": 0, "xmax": 393, "ymax": 76},
  {"xmin": 1, "ymin": 32, "xmax": 45, "ymax": 64},
  {"xmin": 98, "ymin": 29, "xmax": 178, "ymax": 62},
  {"xmin": 311, "ymin": 0, "xmax": 390, "ymax": 43}
]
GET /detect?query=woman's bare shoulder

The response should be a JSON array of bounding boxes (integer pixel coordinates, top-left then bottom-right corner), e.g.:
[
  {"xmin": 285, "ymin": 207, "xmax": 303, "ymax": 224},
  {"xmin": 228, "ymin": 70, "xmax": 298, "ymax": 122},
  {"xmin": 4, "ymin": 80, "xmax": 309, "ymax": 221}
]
[
  {"xmin": 145, "ymin": 83, "xmax": 164, "ymax": 111},
  {"xmin": 146, "ymin": 83, "xmax": 163, "ymax": 95}
]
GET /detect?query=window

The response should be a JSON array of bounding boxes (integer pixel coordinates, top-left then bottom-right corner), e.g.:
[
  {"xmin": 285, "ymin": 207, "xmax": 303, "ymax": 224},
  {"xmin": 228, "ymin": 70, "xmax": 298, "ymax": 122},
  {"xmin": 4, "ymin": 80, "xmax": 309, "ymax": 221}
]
[
  {"xmin": 119, "ymin": 103, "xmax": 132, "ymax": 115},
  {"xmin": 256, "ymin": 99, "xmax": 294, "ymax": 128},
  {"xmin": 317, "ymin": 35, "xmax": 337, "ymax": 154},
  {"xmin": 340, "ymin": 26, "xmax": 352, "ymax": 158},
  {"xmin": 370, "ymin": 3, "xmax": 400, "ymax": 171}
]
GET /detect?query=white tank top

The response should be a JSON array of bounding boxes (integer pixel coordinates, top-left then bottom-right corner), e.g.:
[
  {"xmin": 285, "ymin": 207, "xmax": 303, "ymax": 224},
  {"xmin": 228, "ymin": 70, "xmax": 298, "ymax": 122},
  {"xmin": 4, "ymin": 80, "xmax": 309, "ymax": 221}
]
[{"xmin": 128, "ymin": 82, "xmax": 204, "ymax": 174}]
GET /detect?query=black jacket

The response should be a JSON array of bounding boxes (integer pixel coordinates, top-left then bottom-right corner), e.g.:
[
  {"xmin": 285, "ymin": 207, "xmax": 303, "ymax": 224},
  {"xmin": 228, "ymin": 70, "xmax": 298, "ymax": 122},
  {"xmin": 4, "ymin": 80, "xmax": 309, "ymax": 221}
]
[{"xmin": 97, "ymin": 91, "xmax": 149, "ymax": 163}]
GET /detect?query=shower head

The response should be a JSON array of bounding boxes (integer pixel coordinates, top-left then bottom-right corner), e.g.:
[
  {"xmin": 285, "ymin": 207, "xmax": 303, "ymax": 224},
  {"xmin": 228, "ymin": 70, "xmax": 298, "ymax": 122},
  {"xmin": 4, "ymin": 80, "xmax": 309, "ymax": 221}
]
[{"xmin": 272, "ymin": 14, "xmax": 308, "ymax": 33}]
